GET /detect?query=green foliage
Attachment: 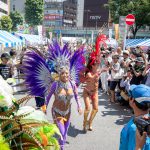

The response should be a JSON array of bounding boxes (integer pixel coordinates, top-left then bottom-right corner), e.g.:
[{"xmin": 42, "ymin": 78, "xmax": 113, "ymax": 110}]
[
  {"xmin": 0, "ymin": 134, "xmax": 10, "ymax": 150},
  {"xmin": 0, "ymin": 16, "xmax": 12, "ymax": 31},
  {"xmin": 25, "ymin": 0, "xmax": 44, "ymax": 26},
  {"xmin": 0, "ymin": 95, "xmax": 60, "ymax": 150},
  {"xmin": 107, "ymin": 0, "xmax": 150, "ymax": 37},
  {"xmin": 0, "ymin": 21, "xmax": 2, "ymax": 30},
  {"xmin": 9, "ymin": 11, "xmax": 23, "ymax": 31}
]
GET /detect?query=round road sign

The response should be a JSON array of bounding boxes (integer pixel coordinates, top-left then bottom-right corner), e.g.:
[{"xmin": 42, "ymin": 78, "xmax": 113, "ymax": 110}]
[{"xmin": 125, "ymin": 14, "xmax": 135, "ymax": 26}]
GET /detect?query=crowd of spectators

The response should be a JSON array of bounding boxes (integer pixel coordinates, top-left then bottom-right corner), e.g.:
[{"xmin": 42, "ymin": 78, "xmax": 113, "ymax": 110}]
[{"xmin": 99, "ymin": 46, "xmax": 150, "ymax": 105}]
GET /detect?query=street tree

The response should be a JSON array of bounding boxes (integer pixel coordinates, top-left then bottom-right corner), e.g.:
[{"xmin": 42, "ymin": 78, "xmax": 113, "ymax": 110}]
[
  {"xmin": 0, "ymin": 16, "xmax": 12, "ymax": 31},
  {"xmin": 106, "ymin": 0, "xmax": 150, "ymax": 38},
  {"xmin": 0, "ymin": 21, "xmax": 2, "ymax": 30},
  {"xmin": 10, "ymin": 11, "xmax": 23, "ymax": 31},
  {"xmin": 25, "ymin": 0, "xmax": 44, "ymax": 26}
]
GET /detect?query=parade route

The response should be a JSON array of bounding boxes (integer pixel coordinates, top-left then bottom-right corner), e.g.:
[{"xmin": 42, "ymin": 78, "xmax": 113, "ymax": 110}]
[{"xmin": 14, "ymin": 89, "xmax": 132, "ymax": 150}]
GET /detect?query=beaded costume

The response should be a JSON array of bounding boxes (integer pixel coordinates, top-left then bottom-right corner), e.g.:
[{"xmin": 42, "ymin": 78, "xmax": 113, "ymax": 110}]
[{"xmin": 23, "ymin": 42, "xmax": 85, "ymax": 150}]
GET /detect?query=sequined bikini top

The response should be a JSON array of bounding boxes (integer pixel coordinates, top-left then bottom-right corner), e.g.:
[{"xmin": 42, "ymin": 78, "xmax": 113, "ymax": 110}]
[{"xmin": 55, "ymin": 81, "xmax": 74, "ymax": 104}]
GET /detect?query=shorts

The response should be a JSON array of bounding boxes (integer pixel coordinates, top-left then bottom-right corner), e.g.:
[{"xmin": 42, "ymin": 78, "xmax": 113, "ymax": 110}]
[{"xmin": 110, "ymin": 80, "xmax": 120, "ymax": 91}]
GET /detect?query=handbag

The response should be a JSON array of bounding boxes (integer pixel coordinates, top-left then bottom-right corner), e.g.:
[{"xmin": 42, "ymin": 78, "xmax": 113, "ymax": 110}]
[{"xmin": 120, "ymin": 90, "xmax": 129, "ymax": 101}]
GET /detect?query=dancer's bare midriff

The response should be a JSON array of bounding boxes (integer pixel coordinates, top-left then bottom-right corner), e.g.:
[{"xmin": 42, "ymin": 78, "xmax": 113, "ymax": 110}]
[{"xmin": 83, "ymin": 72, "xmax": 99, "ymax": 100}]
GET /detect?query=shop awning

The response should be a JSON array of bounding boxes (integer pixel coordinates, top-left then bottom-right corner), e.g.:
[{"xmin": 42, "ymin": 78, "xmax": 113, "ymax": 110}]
[
  {"xmin": 14, "ymin": 33, "xmax": 46, "ymax": 45},
  {"xmin": 126, "ymin": 39, "xmax": 150, "ymax": 47},
  {"xmin": 0, "ymin": 30, "xmax": 23, "ymax": 48}
]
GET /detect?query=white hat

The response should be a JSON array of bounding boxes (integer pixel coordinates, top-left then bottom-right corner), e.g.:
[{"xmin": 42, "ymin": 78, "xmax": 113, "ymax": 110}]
[{"xmin": 123, "ymin": 50, "xmax": 129, "ymax": 55}]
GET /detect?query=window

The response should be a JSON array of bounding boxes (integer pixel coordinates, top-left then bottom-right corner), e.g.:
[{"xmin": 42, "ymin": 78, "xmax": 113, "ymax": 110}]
[
  {"xmin": 13, "ymin": 5, "xmax": 15, "ymax": 11},
  {"xmin": 0, "ymin": 8, "xmax": 7, "ymax": 14},
  {"xmin": 0, "ymin": 0, "xmax": 7, "ymax": 4}
]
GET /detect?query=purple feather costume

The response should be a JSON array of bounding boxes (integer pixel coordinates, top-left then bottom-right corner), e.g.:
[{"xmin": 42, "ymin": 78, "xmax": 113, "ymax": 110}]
[{"xmin": 23, "ymin": 42, "xmax": 85, "ymax": 150}]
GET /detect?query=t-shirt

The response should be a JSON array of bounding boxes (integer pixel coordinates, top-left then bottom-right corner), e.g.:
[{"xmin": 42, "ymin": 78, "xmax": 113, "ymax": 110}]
[
  {"xmin": 0, "ymin": 64, "xmax": 12, "ymax": 80},
  {"xmin": 119, "ymin": 118, "xmax": 150, "ymax": 150},
  {"xmin": 130, "ymin": 64, "xmax": 145, "ymax": 85}
]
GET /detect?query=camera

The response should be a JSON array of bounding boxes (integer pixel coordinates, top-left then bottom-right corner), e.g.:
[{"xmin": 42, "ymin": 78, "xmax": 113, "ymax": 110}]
[
  {"xmin": 134, "ymin": 115, "xmax": 150, "ymax": 136},
  {"xmin": 129, "ymin": 64, "xmax": 134, "ymax": 71},
  {"xmin": 108, "ymin": 47, "xmax": 112, "ymax": 52},
  {"xmin": 102, "ymin": 55, "xmax": 105, "ymax": 58}
]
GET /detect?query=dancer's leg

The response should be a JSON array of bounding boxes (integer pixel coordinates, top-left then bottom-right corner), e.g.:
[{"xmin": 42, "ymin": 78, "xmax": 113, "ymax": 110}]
[
  {"xmin": 56, "ymin": 118, "xmax": 66, "ymax": 150},
  {"xmin": 89, "ymin": 92, "xmax": 98, "ymax": 131},
  {"xmin": 64, "ymin": 118, "xmax": 70, "ymax": 143},
  {"xmin": 83, "ymin": 91, "xmax": 90, "ymax": 132}
]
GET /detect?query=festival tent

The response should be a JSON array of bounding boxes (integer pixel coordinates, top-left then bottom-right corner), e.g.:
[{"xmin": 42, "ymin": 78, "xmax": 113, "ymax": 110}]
[
  {"xmin": 13, "ymin": 33, "xmax": 47, "ymax": 46},
  {"xmin": 0, "ymin": 30, "xmax": 23, "ymax": 48},
  {"xmin": 126, "ymin": 39, "xmax": 150, "ymax": 47},
  {"xmin": 137, "ymin": 39, "xmax": 150, "ymax": 47}
]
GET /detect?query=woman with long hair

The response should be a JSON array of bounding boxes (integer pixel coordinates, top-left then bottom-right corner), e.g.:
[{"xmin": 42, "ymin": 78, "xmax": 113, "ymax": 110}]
[
  {"xmin": 23, "ymin": 42, "xmax": 85, "ymax": 150},
  {"xmin": 82, "ymin": 33, "xmax": 107, "ymax": 132}
]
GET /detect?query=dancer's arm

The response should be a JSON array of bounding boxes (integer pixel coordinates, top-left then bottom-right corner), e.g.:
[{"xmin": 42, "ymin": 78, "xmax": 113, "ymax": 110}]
[
  {"xmin": 72, "ymin": 83, "xmax": 82, "ymax": 114},
  {"xmin": 45, "ymin": 81, "xmax": 57, "ymax": 106}
]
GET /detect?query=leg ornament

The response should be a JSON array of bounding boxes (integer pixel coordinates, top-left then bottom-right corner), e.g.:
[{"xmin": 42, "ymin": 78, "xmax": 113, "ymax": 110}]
[
  {"xmin": 83, "ymin": 110, "xmax": 90, "ymax": 132},
  {"xmin": 88, "ymin": 109, "xmax": 98, "ymax": 131}
]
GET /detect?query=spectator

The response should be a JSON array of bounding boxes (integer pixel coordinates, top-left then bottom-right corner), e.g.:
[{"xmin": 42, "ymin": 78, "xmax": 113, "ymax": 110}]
[
  {"xmin": 0, "ymin": 53, "xmax": 13, "ymax": 80},
  {"xmin": 142, "ymin": 61, "xmax": 150, "ymax": 86},
  {"xmin": 9, "ymin": 49, "xmax": 19, "ymax": 78},
  {"xmin": 109, "ymin": 54, "xmax": 123, "ymax": 103},
  {"xmin": 121, "ymin": 50, "xmax": 131, "ymax": 73},
  {"xmin": 135, "ymin": 128, "xmax": 148, "ymax": 150},
  {"xmin": 100, "ymin": 51, "xmax": 109, "ymax": 92},
  {"xmin": 119, "ymin": 84, "xmax": 150, "ymax": 150},
  {"xmin": 130, "ymin": 57, "xmax": 145, "ymax": 85},
  {"xmin": 116, "ymin": 47, "xmax": 123, "ymax": 63},
  {"xmin": 120, "ymin": 69, "xmax": 133, "ymax": 93},
  {"xmin": 119, "ymin": 69, "xmax": 133, "ymax": 104}
]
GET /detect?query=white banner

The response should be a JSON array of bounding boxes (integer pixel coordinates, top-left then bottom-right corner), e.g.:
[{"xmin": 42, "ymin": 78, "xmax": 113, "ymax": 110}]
[{"xmin": 37, "ymin": 25, "xmax": 43, "ymax": 41}]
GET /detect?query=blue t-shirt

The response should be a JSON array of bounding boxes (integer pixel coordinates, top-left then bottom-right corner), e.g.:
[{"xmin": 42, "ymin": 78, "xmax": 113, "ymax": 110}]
[{"xmin": 119, "ymin": 118, "xmax": 150, "ymax": 150}]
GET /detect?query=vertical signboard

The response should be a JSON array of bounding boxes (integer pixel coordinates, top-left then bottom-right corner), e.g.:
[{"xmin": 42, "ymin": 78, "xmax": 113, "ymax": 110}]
[
  {"xmin": 119, "ymin": 16, "xmax": 126, "ymax": 47},
  {"xmin": 38, "ymin": 25, "xmax": 43, "ymax": 42}
]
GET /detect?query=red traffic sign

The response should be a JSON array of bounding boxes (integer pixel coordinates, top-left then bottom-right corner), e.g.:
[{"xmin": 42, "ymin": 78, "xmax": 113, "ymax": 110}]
[{"xmin": 125, "ymin": 14, "xmax": 135, "ymax": 26}]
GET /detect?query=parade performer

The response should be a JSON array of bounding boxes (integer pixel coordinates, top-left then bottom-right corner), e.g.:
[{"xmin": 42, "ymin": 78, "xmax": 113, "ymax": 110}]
[
  {"xmin": 82, "ymin": 33, "xmax": 107, "ymax": 132},
  {"xmin": 23, "ymin": 42, "xmax": 85, "ymax": 150}
]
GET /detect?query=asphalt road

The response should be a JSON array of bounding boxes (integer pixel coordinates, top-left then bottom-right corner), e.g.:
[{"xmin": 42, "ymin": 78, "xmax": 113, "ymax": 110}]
[{"xmin": 14, "ymin": 89, "xmax": 132, "ymax": 150}]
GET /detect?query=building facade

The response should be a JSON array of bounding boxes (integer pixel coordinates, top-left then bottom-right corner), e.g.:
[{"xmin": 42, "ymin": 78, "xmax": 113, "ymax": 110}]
[
  {"xmin": 63, "ymin": 0, "xmax": 77, "ymax": 27},
  {"xmin": 44, "ymin": 0, "xmax": 63, "ymax": 27},
  {"xmin": 76, "ymin": 0, "xmax": 84, "ymax": 27},
  {"xmin": 10, "ymin": 0, "xmax": 25, "ymax": 16},
  {"xmin": 44, "ymin": 0, "xmax": 77, "ymax": 27},
  {"xmin": 83, "ymin": 0, "xmax": 109, "ymax": 28},
  {"xmin": 0, "ymin": 0, "xmax": 10, "ymax": 18}
]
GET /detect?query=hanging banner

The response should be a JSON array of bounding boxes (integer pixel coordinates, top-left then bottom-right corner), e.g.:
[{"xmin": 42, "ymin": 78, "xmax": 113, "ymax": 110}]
[{"xmin": 114, "ymin": 24, "xmax": 119, "ymax": 40}]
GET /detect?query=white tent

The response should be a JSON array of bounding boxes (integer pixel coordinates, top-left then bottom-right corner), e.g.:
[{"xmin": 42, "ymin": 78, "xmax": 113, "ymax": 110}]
[{"xmin": 105, "ymin": 38, "xmax": 118, "ymax": 49}]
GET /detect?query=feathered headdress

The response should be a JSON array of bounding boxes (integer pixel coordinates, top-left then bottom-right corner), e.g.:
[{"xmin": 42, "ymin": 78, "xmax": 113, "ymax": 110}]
[
  {"xmin": 89, "ymin": 33, "xmax": 108, "ymax": 66},
  {"xmin": 47, "ymin": 42, "xmax": 71, "ymax": 73},
  {"xmin": 22, "ymin": 41, "xmax": 85, "ymax": 97}
]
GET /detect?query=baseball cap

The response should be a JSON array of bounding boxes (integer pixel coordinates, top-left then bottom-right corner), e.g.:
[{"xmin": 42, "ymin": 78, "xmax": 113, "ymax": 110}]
[
  {"xmin": 1, "ymin": 53, "xmax": 10, "ymax": 59},
  {"xmin": 135, "ymin": 57, "xmax": 144, "ymax": 63},
  {"xmin": 129, "ymin": 84, "xmax": 150, "ymax": 104}
]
